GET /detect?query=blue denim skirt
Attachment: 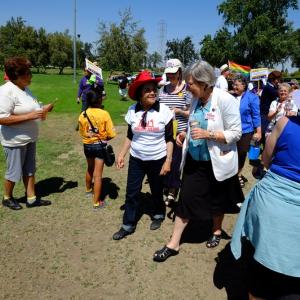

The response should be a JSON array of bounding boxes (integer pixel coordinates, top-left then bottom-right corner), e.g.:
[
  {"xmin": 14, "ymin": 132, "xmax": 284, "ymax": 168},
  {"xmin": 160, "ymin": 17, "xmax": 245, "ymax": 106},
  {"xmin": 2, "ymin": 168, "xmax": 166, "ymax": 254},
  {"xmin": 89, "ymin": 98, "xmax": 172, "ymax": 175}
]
[{"xmin": 83, "ymin": 143, "xmax": 105, "ymax": 160}]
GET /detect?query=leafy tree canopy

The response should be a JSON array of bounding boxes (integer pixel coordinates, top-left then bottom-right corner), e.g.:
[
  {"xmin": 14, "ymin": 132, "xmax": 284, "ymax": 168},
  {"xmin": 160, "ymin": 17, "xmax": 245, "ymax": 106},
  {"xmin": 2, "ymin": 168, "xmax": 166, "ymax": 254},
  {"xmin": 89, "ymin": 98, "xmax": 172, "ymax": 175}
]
[
  {"xmin": 97, "ymin": 8, "xmax": 147, "ymax": 72},
  {"xmin": 200, "ymin": 0, "xmax": 299, "ymax": 68},
  {"xmin": 165, "ymin": 36, "xmax": 198, "ymax": 66}
]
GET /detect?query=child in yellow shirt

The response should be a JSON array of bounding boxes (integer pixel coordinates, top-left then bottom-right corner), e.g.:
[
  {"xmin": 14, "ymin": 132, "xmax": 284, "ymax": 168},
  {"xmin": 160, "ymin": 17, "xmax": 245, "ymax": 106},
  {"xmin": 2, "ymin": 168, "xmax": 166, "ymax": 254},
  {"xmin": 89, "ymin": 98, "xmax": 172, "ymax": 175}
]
[{"xmin": 78, "ymin": 87, "xmax": 116, "ymax": 210}]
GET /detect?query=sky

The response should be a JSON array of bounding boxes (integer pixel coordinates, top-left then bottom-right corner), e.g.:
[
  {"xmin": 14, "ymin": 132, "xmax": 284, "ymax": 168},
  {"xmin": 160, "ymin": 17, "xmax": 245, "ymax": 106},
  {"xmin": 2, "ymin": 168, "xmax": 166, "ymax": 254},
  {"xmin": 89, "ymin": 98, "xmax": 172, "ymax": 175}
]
[{"xmin": 0, "ymin": 0, "xmax": 300, "ymax": 59}]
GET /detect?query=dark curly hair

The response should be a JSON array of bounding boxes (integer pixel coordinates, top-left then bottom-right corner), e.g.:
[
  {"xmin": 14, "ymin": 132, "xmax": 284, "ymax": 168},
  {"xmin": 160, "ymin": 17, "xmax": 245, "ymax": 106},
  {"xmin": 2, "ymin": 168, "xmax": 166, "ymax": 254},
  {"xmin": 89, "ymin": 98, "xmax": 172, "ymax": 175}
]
[{"xmin": 4, "ymin": 57, "xmax": 32, "ymax": 81}]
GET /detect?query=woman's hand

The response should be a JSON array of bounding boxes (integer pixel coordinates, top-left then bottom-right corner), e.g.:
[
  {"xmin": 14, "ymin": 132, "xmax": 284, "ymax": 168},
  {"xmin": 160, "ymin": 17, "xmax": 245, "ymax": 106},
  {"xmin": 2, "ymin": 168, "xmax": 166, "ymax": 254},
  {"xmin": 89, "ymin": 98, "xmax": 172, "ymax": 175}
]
[
  {"xmin": 116, "ymin": 154, "xmax": 125, "ymax": 169},
  {"xmin": 253, "ymin": 132, "xmax": 262, "ymax": 142},
  {"xmin": 176, "ymin": 131, "xmax": 186, "ymax": 147},
  {"xmin": 44, "ymin": 103, "xmax": 54, "ymax": 112},
  {"xmin": 39, "ymin": 103, "xmax": 54, "ymax": 120},
  {"xmin": 160, "ymin": 159, "xmax": 171, "ymax": 175},
  {"xmin": 28, "ymin": 110, "xmax": 44, "ymax": 120},
  {"xmin": 286, "ymin": 111, "xmax": 297, "ymax": 117},
  {"xmin": 190, "ymin": 128, "xmax": 209, "ymax": 140}
]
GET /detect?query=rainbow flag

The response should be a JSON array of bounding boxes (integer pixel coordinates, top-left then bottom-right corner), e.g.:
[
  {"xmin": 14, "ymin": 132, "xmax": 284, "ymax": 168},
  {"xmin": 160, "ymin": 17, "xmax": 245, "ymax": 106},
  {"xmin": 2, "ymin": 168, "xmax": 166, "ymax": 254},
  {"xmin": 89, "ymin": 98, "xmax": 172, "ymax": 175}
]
[{"xmin": 228, "ymin": 60, "xmax": 251, "ymax": 76}]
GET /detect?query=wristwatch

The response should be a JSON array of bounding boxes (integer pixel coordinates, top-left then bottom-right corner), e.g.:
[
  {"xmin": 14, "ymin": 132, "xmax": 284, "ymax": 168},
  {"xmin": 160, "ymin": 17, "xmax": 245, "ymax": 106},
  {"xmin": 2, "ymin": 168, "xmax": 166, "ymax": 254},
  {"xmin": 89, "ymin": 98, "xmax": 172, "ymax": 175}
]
[{"xmin": 208, "ymin": 130, "xmax": 217, "ymax": 141}]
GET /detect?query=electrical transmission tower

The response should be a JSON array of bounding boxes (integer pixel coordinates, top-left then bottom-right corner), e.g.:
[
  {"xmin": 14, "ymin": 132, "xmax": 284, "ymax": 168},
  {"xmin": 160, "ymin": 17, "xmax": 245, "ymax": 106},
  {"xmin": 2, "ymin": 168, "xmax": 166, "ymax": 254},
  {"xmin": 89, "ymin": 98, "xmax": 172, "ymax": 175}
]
[{"xmin": 158, "ymin": 20, "xmax": 167, "ymax": 65}]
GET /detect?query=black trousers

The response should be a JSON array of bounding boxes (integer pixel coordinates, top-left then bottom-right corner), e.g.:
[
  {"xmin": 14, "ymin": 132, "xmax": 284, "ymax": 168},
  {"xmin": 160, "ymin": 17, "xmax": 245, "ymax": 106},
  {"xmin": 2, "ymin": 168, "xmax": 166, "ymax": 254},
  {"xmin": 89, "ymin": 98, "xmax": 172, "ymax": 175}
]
[{"xmin": 122, "ymin": 155, "xmax": 166, "ymax": 230}]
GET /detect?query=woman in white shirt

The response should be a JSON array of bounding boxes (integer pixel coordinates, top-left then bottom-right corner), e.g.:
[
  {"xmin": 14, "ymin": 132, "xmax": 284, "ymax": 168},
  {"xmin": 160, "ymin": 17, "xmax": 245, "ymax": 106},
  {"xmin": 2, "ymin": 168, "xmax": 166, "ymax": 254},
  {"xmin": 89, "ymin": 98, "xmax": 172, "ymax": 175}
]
[
  {"xmin": 266, "ymin": 83, "xmax": 298, "ymax": 137},
  {"xmin": 112, "ymin": 71, "xmax": 174, "ymax": 240},
  {"xmin": 153, "ymin": 60, "xmax": 244, "ymax": 262},
  {"xmin": 0, "ymin": 57, "xmax": 53, "ymax": 210}
]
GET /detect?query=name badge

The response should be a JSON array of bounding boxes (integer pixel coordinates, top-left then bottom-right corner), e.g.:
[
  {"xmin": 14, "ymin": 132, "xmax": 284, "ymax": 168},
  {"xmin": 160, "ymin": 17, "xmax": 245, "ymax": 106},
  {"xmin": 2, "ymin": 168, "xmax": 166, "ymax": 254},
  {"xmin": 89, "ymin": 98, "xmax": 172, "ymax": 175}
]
[{"xmin": 205, "ymin": 112, "xmax": 215, "ymax": 121}]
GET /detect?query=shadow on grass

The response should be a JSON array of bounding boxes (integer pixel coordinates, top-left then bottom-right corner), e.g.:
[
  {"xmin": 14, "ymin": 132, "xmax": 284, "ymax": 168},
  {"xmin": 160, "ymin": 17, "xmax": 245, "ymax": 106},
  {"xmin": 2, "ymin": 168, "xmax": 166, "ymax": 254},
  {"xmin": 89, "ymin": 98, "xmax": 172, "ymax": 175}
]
[
  {"xmin": 213, "ymin": 241, "xmax": 253, "ymax": 300},
  {"xmin": 100, "ymin": 177, "xmax": 120, "ymax": 201},
  {"xmin": 35, "ymin": 177, "xmax": 78, "ymax": 198}
]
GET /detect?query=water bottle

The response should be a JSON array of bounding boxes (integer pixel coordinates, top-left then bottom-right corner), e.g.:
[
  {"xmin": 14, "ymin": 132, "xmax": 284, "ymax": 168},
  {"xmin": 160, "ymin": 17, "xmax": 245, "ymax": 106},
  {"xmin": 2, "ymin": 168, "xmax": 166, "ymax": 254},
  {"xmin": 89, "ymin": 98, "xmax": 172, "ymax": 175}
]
[
  {"xmin": 189, "ymin": 117, "xmax": 201, "ymax": 145},
  {"xmin": 284, "ymin": 98, "xmax": 292, "ymax": 115},
  {"xmin": 248, "ymin": 139, "xmax": 260, "ymax": 160}
]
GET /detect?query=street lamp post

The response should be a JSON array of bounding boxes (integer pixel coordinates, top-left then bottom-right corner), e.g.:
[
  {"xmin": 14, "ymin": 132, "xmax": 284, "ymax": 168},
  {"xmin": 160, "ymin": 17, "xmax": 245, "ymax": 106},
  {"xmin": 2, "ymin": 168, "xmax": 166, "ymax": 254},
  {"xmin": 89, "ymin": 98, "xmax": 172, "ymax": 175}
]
[{"xmin": 73, "ymin": 0, "xmax": 77, "ymax": 83}]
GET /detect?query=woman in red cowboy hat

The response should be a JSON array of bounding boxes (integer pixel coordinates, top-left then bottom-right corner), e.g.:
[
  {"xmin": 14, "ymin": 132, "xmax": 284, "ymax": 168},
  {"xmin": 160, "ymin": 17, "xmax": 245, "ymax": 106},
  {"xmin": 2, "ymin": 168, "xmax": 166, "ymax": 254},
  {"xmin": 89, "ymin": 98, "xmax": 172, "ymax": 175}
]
[{"xmin": 112, "ymin": 70, "xmax": 174, "ymax": 240}]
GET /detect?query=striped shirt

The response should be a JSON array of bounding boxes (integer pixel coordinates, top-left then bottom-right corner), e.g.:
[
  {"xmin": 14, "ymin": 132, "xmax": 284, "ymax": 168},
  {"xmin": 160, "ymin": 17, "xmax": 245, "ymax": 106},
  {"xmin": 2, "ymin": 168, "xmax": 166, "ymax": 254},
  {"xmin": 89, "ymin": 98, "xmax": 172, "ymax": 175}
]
[{"xmin": 159, "ymin": 83, "xmax": 192, "ymax": 133}]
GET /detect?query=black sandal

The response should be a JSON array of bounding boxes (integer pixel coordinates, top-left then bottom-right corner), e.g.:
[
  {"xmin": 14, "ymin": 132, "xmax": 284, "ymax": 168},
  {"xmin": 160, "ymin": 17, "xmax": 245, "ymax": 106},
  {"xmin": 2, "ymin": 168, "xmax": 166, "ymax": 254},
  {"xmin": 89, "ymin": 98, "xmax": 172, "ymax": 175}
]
[
  {"xmin": 153, "ymin": 246, "xmax": 179, "ymax": 262},
  {"xmin": 206, "ymin": 234, "xmax": 222, "ymax": 248}
]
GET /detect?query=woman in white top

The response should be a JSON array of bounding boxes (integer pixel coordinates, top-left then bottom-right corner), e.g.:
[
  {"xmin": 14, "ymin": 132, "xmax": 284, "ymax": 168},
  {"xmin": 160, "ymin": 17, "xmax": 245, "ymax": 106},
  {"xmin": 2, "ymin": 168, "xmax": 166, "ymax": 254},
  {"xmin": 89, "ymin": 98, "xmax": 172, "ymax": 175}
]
[
  {"xmin": 112, "ymin": 71, "xmax": 174, "ymax": 240},
  {"xmin": 153, "ymin": 60, "xmax": 244, "ymax": 262},
  {"xmin": 266, "ymin": 83, "xmax": 298, "ymax": 137},
  {"xmin": 0, "ymin": 57, "xmax": 53, "ymax": 210}
]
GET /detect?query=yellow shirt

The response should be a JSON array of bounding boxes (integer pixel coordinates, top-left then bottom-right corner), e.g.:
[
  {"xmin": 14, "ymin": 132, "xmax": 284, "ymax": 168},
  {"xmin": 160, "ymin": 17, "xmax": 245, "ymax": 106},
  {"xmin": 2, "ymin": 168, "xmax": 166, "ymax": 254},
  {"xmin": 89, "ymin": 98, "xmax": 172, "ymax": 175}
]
[{"xmin": 78, "ymin": 108, "xmax": 116, "ymax": 144}]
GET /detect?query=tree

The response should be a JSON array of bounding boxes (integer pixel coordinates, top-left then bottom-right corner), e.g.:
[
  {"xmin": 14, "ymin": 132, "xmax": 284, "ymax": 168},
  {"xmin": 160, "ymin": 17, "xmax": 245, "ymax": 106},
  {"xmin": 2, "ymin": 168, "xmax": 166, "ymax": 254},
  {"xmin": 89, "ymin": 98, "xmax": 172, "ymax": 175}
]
[
  {"xmin": 165, "ymin": 36, "xmax": 198, "ymax": 66},
  {"xmin": 35, "ymin": 28, "xmax": 50, "ymax": 72},
  {"xmin": 291, "ymin": 28, "xmax": 300, "ymax": 68},
  {"xmin": 147, "ymin": 52, "xmax": 162, "ymax": 69},
  {"xmin": 0, "ymin": 17, "xmax": 38, "ymax": 64},
  {"xmin": 200, "ymin": 28, "xmax": 234, "ymax": 67},
  {"xmin": 131, "ymin": 28, "xmax": 148, "ymax": 70},
  {"xmin": 200, "ymin": 0, "xmax": 299, "ymax": 67},
  {"xmin": 48, "ymin": 31, "xmax": 73, "ymax": 74},
  {"xmin": 96, "ymin": 8, "xmax": 147, "ymax": 71}
]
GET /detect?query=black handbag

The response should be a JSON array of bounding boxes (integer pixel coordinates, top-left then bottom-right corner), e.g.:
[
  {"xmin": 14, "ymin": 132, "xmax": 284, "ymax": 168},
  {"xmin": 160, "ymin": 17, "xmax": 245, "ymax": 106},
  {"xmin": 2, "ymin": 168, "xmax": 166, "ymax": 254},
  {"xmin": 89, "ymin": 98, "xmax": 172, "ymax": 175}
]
[{"xmin": 83, "ymin": 111, "xmax": 115, "ymax": 167}]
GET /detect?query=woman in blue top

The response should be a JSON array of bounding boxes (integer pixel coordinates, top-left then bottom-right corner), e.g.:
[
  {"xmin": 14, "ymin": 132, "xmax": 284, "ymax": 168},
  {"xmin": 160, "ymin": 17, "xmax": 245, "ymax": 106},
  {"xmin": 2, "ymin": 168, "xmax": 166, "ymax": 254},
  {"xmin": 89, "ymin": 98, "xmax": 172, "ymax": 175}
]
[
  {"xmin": 233, "ymin": 76, "xmax": 261, "ymax": 188},
  {"xmin": 231, "ymin": 112, "xmax": 300, "ymax": 299},
  {"xmin": 153, "ymin": 61, "xmax": 244, "ymax": 262}
]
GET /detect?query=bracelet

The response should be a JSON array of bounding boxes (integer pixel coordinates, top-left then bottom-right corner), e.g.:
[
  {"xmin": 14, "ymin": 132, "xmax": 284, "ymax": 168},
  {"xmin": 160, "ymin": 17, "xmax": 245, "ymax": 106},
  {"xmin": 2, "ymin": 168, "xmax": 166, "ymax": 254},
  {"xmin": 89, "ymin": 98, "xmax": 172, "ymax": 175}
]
[{"xmin": 166, "ymin": 157, "xmax": 172, "ymax": 161}]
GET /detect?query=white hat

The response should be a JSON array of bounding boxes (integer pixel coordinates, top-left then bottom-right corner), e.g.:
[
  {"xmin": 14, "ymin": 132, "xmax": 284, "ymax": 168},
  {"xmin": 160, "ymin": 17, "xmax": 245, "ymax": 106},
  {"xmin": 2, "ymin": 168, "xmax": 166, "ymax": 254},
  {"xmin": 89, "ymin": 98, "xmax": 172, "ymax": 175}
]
[
  {"xmin": 164, "ymin": 59, "xmax": 183, "ymax": 74},
  {"xmin": 220, "ymin": 64, "xmax": 229, "ymax": 73}
]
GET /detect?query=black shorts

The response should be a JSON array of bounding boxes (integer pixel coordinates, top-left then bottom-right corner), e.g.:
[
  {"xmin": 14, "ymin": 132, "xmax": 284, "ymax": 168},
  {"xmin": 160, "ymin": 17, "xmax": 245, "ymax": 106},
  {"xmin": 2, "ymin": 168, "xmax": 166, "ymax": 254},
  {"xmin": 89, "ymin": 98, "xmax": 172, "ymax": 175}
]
[{"xmin": 83, "ymin": 143, "xmax": 105, "ymax": 160}]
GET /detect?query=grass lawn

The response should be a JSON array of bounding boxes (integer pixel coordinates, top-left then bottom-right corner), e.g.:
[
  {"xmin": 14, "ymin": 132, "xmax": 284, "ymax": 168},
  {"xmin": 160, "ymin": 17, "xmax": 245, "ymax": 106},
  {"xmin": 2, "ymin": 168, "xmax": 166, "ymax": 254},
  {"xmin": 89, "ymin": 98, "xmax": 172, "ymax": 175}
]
[{"xmin": 0, "ymin": 69, "xmax": 134, "ymax": 124}]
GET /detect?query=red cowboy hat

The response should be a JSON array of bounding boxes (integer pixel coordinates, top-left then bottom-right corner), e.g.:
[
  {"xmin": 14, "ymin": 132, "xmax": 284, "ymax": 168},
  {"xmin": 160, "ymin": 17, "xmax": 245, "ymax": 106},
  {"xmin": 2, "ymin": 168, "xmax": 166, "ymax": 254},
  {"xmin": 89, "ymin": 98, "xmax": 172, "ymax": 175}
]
[{"xmin": 128, "ymin": 71, "xmax": 161, "ymax": 100}]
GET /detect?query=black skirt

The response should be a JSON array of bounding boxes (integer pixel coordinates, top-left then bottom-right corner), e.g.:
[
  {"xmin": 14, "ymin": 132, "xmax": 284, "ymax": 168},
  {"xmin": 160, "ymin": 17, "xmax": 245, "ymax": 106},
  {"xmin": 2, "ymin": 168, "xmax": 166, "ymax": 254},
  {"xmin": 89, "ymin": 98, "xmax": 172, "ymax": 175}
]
[{"xmin": 176, "ymin": 154, "xmax": 244, "ymax": 220}]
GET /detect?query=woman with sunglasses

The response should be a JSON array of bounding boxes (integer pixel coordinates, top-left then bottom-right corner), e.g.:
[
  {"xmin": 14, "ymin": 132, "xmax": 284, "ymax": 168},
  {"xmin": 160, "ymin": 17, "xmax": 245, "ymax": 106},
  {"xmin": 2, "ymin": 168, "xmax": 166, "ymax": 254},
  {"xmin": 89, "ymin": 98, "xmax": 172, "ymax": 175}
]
[
  {"xmin": 0, "ymin": 57, "xmax": 53, "ymax": 210},
  {"xmin": 112, "ymin": 71, "xmax": 174, "ymax": 240}
]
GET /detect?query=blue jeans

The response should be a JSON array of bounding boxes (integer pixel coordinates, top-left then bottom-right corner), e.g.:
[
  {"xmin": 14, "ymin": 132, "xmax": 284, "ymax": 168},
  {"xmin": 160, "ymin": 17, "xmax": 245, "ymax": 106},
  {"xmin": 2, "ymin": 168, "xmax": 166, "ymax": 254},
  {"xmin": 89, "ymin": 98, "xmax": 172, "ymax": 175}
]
[{"xmin": 122, "ymin": 155, "xmax": 166, "ymax": 232}]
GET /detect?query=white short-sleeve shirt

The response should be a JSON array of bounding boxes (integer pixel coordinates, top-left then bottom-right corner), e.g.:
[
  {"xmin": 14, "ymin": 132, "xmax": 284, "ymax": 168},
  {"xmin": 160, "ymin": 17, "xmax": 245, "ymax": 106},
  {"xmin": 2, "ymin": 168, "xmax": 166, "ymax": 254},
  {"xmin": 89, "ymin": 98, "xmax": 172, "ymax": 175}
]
[
  {"xmin": 0, "ymin": 81, "xmax": 40, "ymax": 147},
  {"xmin": 215, "ymin": 75, "xmax": 228, "ymax": 91},
  {"xmin": 269, "ymin": 99, "xmax": 298, "ymax": 124},
  {"xmin": 125, "ymin": 102, "xmax": 173, "ymax": 161}
]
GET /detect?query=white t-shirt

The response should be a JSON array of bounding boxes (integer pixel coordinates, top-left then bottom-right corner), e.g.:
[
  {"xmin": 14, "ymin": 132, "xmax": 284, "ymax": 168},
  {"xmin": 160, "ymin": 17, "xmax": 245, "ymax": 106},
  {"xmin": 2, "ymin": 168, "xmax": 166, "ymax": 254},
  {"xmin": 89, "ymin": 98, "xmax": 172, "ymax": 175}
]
[
  {"xmin": 215, "ymin": 75, "xmax": 228, "ymax": 91},
  {"xmin": 0, "ymin": 81, "xmax": 40, "ymax": 147},
  {"xmin": 125, "ymin": 102, "xmax": 173, "ymax": 161},
  {"xmin": 269, "ymin": 99, "xmax": 298, "ymax": 124}
]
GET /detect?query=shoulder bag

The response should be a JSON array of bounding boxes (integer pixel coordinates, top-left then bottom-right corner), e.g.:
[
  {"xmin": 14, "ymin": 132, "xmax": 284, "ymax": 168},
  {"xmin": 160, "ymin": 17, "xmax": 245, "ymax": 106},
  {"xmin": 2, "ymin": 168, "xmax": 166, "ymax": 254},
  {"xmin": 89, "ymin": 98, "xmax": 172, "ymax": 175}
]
[{"xmin": 83, "ymin": 111, "xmax": 115, "ymax": 167}]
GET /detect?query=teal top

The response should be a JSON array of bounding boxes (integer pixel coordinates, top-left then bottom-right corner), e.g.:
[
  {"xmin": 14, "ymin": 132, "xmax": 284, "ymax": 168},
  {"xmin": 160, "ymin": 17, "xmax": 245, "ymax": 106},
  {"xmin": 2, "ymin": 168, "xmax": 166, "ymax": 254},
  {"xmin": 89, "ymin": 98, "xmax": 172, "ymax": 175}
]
[
  {"xmin": 188, "ymin": 101, "xmax": 211, "ymax": 161},
  {"xmin": 231, "ymin": 170, "xmax": 300, "ymax": 277}
]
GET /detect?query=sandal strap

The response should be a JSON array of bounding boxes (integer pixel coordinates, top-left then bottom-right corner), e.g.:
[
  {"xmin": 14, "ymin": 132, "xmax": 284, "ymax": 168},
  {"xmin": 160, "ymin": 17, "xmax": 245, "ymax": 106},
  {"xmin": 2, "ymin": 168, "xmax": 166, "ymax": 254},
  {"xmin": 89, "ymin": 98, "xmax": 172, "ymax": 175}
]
[{"xmin": 206, "ymin": 234, "xmax": 222, "ymax": 248}]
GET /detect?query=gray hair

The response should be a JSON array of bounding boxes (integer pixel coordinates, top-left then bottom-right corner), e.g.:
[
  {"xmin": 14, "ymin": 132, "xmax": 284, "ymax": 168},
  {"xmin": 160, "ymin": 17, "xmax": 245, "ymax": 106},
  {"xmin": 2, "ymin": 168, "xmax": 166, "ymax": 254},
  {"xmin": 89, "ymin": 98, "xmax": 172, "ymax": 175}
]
[
  {"xmin": 278, "ymin": 82, "xmax": 291, "ymax": 92},
  {"xmin": 184, "ymin": 60, "xmax": 216, "ymax": 87},
  {"xmin": 234, "ymin": 75, "xmax": 248, "ymax": 90}
]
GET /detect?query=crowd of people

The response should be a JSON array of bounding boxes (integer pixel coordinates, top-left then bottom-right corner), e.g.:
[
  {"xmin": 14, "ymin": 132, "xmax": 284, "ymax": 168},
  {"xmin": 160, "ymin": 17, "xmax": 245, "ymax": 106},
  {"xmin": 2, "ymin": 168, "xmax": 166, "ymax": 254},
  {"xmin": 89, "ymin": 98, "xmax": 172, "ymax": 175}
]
[{"xmin": 1, "ymin": 56, "xmax": 300, "ymax": 299}]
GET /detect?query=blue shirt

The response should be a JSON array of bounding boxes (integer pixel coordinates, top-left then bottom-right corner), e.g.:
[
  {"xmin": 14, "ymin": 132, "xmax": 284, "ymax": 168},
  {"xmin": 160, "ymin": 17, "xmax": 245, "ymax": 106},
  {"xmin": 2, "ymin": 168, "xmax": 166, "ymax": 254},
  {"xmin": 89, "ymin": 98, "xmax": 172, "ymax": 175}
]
[
  {"xmin": 270, "ymin": 117, "xmax": 300, "ymax": 183},
  {"xmin": 188, "ymin": 101, "xmax": 211, "ymax": 161},
  {"xmin": 239, "ymin": 90, "xmax": 261, "ymax": 134}
]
